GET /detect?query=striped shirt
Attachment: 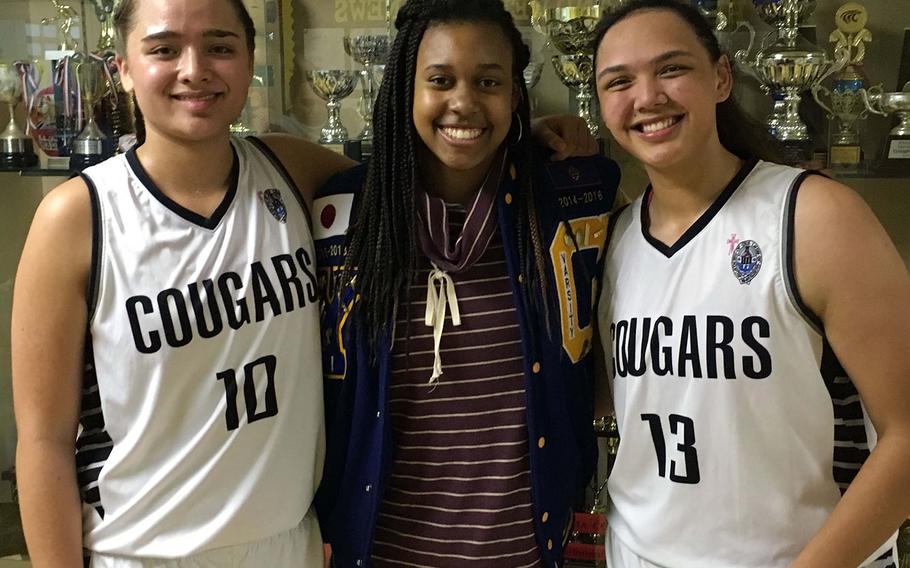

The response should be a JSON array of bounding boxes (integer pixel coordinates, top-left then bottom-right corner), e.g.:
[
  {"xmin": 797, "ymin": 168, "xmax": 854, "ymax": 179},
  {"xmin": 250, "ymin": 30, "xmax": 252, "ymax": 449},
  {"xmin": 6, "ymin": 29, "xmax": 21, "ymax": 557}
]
[{"xmin": 371, "ymin": 213, "xmax": 541, "ymax": 567}]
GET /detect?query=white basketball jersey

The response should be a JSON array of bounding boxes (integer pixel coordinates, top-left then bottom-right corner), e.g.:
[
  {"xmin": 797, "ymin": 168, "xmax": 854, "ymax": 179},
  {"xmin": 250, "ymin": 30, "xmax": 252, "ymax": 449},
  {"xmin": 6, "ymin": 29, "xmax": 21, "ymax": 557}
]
[
  {"xmin": 77, "ymin": 137, "xmax": 325, "ymax": 557},
  {"xmin": 599, "ymin": 160, "xmax": 896, "ymax": 567}
]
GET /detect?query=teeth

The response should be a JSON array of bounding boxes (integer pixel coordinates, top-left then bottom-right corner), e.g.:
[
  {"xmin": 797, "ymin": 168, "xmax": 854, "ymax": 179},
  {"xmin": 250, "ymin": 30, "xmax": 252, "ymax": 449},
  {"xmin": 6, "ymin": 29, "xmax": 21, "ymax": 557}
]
[
  {"xmin": 440, "ymin": 127, "xmax": 483, "ymax": 140},
  {"xmin": 640, "ymin": 117, "xmax": 677, "ymax": 133},
  {"xmin": 176, "ymin": 94, "xmax": 216, "ymax": 101}
]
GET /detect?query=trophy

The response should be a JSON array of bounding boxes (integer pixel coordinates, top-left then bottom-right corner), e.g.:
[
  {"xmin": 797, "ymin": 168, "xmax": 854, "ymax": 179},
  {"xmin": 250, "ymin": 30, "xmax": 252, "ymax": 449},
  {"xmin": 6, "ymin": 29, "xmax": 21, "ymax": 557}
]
[
  {"xmin": 736, "ymin": 0, "xmax": 847, "ymax": 164},
  {"xmin": 529, "ymin": 2, "xmax": 610, "ymax": 136},
  {"xmin": 0, "ymin": 62, "xmax": 39, "ymax": 169},
  {"xmin": 863, "ymin": 82, "xmax": 910, "ymax": 174},
  {"xmin": 811, "ymin": 3, "xmax": 878, "ymax": 170},
  {"xmin": 565, "ymin": 415, "xmax": 619, "ymax": 566},
  {"xmin": 523, "ymin": 62, "xmax": 543, "ymax": 113},
  {"xmin": 90, "ymin": 0, "xmax": 117, "ymax": 54},
  {"xmin": 71, "ymin": 55, "xmax": 112, "ymax": 171},
  {"xmin": 42, "ymin": 0, "xmax": 80, "ymax": 52},
  {"xmin": 306, "ymin": 69, "xmax": 358, "ymax": 149},
  {"xmin": 344, "ymin": 34, "xmax": 390, "ymax": 142}
]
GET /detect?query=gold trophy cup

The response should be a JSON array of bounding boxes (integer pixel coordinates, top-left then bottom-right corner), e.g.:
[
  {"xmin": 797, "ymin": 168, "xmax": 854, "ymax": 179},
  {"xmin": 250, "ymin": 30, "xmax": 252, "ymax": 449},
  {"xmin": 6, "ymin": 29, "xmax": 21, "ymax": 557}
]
[{"xmin": 0, "ymin": 62, "xmax": 38, "ymax": 169}]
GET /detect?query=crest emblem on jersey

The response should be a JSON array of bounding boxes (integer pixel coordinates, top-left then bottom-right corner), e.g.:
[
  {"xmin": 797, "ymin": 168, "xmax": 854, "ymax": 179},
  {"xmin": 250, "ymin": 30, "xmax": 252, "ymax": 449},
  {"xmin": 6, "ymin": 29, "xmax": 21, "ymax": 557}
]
[
  {"xmin": 731, "ymin": 240, "xmax": 762, "ymax": 285},
  {"xmin": 259, "ymin": 189, "xmax": 287, "ymax": 223}
]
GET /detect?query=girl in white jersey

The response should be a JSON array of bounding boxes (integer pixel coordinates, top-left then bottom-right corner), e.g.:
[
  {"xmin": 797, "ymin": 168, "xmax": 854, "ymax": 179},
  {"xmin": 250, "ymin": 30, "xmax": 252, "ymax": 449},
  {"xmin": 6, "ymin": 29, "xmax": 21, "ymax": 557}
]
[
  {"xmin": 10, "ymin": 0, "xmax": 355, "ymax": 566},
  {"xmin": 592, "ymin": 1, "xmax": 910, "ymax": 567}
]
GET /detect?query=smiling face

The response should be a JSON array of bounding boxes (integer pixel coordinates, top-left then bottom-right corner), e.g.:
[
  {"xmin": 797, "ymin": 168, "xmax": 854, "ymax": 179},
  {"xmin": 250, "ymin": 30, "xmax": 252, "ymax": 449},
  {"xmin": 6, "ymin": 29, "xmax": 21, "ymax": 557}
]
[
  {"xmin": 595, "ymin": 9, "xmax": 732, "ymax": 172},
  {"xmin": 412, "ymin": 21, "xmax": 518, "ymax": 187},
  {"xmin": 116, "ymin": 0, "xmax": 253, "ymax": 146}
]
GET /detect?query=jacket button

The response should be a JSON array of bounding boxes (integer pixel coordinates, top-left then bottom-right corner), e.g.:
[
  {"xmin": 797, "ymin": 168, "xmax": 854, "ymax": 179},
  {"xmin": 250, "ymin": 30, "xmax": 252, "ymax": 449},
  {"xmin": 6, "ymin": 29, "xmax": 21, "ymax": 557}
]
[
  {"xmin": 365, "ymin": 484, "xmax": 372, "ymax": 492},
  {"xmin": 518, "ymin": 274, "xmax": 524, "ymax": 284},
  {"xmin": 510, "ymin": 164, "xmax": 517, "ymax": 180},
  {"xmin": 505, "ymin": 193, "xmax": 513, "ymax": 205},
  {"xmin": 532, "ymin": 362, "xmax": 541, "ymax": 374},
  {"xmin": 538, "ymin": 437, "xmax": 546, "ymax": 448},
  {"xmin": 356, "ymin": 560, "xmax": 363, "ymax": 566},
  {"xmin": 376, "ymin": 411, "xmax": 381, "ymax": 419},
  {"xmin": 547, "ymin": 539, "xmax": 553, "ymax": 551},
  {"xmin": 541, "ymin": 511, "xmax": 549, "ymax": 523}
]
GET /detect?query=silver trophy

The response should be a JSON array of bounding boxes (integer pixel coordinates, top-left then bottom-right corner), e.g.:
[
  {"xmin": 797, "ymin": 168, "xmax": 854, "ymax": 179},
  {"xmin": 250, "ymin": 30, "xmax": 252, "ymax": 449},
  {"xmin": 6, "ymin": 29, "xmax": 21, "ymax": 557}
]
[
  {"xmin": 71, "ymin": 55, "xmax": 112, "ymax": 170},
  {"xmin": 863, "ymin": 82, "xmax": 910, "ymax": 172},
  {"xmin": 344, "ymin": 34, "xmax": 390, "ymax": 142},
  {"xmin": 306, "ymin": 69, "xmax": 359, "ymax": 145},
  {"xmin": 736, "ymin": 0, "xmax": 847, "ymax": 162},
  {"xmin": 523, "ymin": 62, "xmax": 543, "ymax": 113},
  {"xmin": 0, "ymin": 62, "xmax": 38, "ymax": 169},
  {"xmin": 529, "ymin": 3, "xmax": 606, "ymax": 136}
]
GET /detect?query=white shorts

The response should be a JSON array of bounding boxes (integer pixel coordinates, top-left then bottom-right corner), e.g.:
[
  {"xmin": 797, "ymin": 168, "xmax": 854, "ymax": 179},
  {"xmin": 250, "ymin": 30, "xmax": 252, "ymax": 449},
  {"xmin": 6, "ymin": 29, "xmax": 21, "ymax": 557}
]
[
  {"xmin": 606, "ymin": 527, "xmax": 898, "ymax": 568},
  {"xmin": 88, "ymin": 510, "xmax": 323, "ymax": 568}
]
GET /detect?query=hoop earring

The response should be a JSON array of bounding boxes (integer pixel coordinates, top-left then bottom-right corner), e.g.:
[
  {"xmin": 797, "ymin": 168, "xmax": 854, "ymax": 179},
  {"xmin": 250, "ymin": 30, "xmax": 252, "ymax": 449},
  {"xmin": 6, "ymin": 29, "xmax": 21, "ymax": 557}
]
[{"xmin": 509, "ymin": 112, "xmax": 523, "ymax": 145}]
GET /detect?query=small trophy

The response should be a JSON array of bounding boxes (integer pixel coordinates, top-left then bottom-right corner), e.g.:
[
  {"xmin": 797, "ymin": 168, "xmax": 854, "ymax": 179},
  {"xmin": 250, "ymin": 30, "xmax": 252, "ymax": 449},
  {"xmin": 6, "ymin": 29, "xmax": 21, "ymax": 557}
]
[
  {"xmin": 42, "ymin": 0, "xmax": 80, "ymax": 52},
  {"xmin": 863, "ymin": 82, "xmax": 910, "ymax": 174},
  {"xmin": 90, "ymin": 0, "xmax": 117, "ymax": 54},
  {"xmin": 0, "ymin": 62, "xmax": 38, "ymax": 169},
  {"xmin": 306, "ymin": 69, "xmax": 358, "ymax": 152},
  {"xmin": 70, "ymin": 55, "xmax": 112, "ymax": 171},
  {"xmin": 736, "ymin": 0, "xmax": 848, "ymax": 164},
  {"xmin": 344, "ymin": 34, "xmax": 390, "ymax": 143},
  {"xmin": 811, "ymin": 3, "xmax": 877, "ymax": 170},
  {"xmin": 523, "ymin": 62, "xmax": 543, "ymax": 113},
  {"xmin": 565, "ymin": 415, "xmax": 619, "ymax": 566}
]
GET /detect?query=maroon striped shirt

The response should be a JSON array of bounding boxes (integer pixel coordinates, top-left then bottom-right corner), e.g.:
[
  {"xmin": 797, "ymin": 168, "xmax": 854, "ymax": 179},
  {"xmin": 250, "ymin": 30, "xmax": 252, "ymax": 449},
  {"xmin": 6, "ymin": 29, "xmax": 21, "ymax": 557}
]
[{"xmin": 371, "ymin": 211, "xmax": 541, "ymax": 567}]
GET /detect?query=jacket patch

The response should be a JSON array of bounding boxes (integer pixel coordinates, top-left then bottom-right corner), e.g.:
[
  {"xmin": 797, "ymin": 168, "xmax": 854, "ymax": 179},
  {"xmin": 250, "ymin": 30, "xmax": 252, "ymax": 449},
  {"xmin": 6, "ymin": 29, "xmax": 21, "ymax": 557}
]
[{"xmin": 313, "ymin": 194, "xmax": 354, "ymax": 240}]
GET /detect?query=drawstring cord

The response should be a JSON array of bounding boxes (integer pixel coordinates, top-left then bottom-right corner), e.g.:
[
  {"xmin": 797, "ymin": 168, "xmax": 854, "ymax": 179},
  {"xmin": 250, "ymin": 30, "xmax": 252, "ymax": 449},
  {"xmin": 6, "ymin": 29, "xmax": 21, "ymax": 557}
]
[{"xmin": 424, "ymin": 263, "xmax": 461, "ymax": 386}]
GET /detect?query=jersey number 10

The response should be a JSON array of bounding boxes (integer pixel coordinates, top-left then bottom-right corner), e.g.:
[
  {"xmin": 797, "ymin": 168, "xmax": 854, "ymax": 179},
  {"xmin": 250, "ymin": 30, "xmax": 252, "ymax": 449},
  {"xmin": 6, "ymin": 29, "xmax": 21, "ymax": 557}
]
[{"xmin": 216, "ymin": 355, "xmax": 279, "ymax": 431}]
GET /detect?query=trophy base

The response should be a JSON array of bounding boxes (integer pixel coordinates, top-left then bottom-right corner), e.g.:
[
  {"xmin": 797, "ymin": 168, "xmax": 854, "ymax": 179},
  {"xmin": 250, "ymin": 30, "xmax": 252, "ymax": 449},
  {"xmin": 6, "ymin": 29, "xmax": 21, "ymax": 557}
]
[
  {"xmin": 779, "ymin": 139, "xmax": 814, "ymax": 167},
  {"xmin": 0, "ymin": 150, "xmax": 38, "ymax": 171},
  {"xmin": 828, "ymin": 145, "xmax": 862, "ymax": 170},
  {"xmin": 874, "ymin": 137, "xmax": 910, "ymax": 175},
  {"xmin": 69, "ymin": 152, "xmax": 106, "ymax": 172}
]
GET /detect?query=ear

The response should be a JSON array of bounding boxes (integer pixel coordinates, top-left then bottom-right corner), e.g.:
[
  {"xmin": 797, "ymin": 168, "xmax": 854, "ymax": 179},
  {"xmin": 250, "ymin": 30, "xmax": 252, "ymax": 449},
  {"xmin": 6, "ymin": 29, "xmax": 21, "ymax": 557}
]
[
  {"xmin": 715, "ymin": 54, "xmax": 733, "ymax": 103},
  {"xmin": 116, "ymin": 53, "xmax": 134, "ymax": 93}
]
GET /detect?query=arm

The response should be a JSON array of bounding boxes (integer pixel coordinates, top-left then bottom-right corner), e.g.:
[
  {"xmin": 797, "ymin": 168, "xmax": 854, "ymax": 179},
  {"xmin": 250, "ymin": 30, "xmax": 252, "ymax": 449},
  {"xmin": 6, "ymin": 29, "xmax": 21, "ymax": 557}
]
[
  {"xmin": 789, "ymin": 176, "xmax": 910, "ymax": 568},
  {"xmin": 530, "ymin": 115, "xmax": 599, "ymax": 161},
  {"xmin": 12, "ymin": 178, "xmax": 93, "ymax": 567},
  {"xmin": 257, "ymin": 133, "xmax": 356, "ymax": 206}
]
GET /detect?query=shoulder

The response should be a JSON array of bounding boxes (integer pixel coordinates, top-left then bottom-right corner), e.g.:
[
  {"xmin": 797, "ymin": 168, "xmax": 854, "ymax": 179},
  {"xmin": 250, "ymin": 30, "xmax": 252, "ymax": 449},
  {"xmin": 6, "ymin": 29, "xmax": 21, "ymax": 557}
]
[
  {"xmin": 316, "ymin": 161, "xmax": 369, "ymax": 199},
  {"xmin": 254, "ymin": 133, "xmax": 357, "ymax": 203}
]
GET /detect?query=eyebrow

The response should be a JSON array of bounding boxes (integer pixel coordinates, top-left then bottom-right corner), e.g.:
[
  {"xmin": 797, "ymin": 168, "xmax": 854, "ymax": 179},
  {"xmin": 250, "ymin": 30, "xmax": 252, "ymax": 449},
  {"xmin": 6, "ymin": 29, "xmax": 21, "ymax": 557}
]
[
  {"xmin": 141, "ymin": 29, "xmax": 240, "ymax": 42},
  {"xmin": 597, "ymin": 50, "xmax": 694, "ymax": 80}
]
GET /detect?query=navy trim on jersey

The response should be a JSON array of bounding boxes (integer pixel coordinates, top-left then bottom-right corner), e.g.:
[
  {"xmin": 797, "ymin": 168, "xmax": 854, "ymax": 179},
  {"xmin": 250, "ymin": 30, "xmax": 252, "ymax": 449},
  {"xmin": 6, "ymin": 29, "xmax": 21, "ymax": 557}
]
[
  {"xmin": 76, "ymin": 339, "xmax": 114, "ymax": 520},
  {"xmin": 640, "ymin": 158, "xmax": 759, "ymax": 258},
  {"xmin": 783, "ymin": 171, "xmax": 824, "ymax": 333},
  {"xmin": 245, "ymin": 135, "xmax": 313, "ymax": 236},
  {"xmin": 81, "ymin": 173, "xmax": 103, "ymax": 322},
  {"xmin": 605, "ymin": 204, "xmax": 630, "ymax": 251},
  {"xmin": 125, "ymin": 144, "xmax": 240, "ymax": 230}
]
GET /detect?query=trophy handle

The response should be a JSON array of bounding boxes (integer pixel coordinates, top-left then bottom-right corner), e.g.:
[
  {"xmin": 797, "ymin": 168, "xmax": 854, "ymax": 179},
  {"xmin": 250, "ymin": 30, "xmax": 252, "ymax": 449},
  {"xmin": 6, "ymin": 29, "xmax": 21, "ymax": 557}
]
[
  {"xmin": 861, "ymin": 84, "xmax": 886, "ymax": 117},
  {"xmin": 811, "ymin": 85, "xmax": 835, "ymax": 119},
  {"xmin": 816, "ymin": 46, "xmax": 850, "ymax": 87},
  {"xmin": 732, "ymin": 20, "xmax": 755, "ymax": 68}
]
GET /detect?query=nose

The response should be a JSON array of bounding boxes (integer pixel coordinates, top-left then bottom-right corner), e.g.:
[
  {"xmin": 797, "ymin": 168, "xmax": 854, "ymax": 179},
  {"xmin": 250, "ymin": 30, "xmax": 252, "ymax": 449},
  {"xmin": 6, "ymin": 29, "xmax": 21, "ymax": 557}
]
[
  {"xmin": 448, "ymin": 82, "xmax": 479, "ymax": 114},
  {"xmin": 177, "ymin": 47, "xmax": 211, "ymax": 84},
  {"xmin": 633, "ymin": 76, "xmax": 668, "ymax": 111}
]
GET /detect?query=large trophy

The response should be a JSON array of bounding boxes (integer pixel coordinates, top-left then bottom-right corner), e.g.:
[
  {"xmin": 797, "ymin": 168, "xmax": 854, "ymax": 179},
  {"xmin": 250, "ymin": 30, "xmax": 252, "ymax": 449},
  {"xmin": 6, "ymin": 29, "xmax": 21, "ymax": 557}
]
[
  {"xmin": 344, "ymin": 34, "xmax": 390, "ymax": 143},
  {"xmin": 71, "ymin": 55, "xmax": 113, "ymax": 171},
  {"xmin": 863, "ymin": 82, "xmax": 910, "ymax": 174},
  {"xmin": 811, "ymin": 3, "xmax": 879, "ymax": 170},
  {"xmin": 736, "ymin": 0, "xmax": 848, "ymax": 164},
  {"xmin": 530, "ymin": 2, "xmax": 608, "ymax": 137},
  {"xmin": 306, "ymin": 69, "xmax": 358, "ymax": 150},
  {"xmin": 523, "ymin": 62, "xmax": 544, "ymax": 113},
  {"xmin": 0, "ymin": 62, "xmax": 38, "ymax": 169}
]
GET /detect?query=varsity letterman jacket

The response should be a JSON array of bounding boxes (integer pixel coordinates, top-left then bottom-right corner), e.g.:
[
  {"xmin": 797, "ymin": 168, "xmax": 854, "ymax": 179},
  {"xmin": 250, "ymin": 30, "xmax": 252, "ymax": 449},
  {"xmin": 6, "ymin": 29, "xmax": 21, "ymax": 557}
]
[{"xmin": 313, "ymin": 149, "xmax": 621, "ymax": 567}]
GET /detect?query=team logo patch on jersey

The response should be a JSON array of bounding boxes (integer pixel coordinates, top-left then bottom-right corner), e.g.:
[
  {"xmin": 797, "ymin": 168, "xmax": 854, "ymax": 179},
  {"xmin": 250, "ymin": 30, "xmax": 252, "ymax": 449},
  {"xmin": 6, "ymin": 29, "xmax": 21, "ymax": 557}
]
[
  {"xmin": 731, "ymin": 240, "xmax": 762, "ymax": 285},
  {"xmin": 259, "ymin": 189, "xmax": 287, "ymax": 223}
]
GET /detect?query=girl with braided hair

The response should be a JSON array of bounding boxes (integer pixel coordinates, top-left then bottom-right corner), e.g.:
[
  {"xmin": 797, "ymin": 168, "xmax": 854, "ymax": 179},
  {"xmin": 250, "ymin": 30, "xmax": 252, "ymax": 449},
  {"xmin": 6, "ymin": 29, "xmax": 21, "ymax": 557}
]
[{"xmin": 315, "ymin": 0, "xmax": 620, "ymax": 566}]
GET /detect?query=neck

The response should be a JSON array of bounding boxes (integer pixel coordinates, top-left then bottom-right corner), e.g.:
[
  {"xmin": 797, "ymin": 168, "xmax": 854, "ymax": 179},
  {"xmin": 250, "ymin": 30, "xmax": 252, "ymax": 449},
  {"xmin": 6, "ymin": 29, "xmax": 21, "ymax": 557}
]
[
  {"xmin": 644, "ymin": 142, "xmax": 744, "ymax": 243},
  {"xmin": 419, "ymin": 148, "xmax": 501, "ymax": 207},
  {"xmin": 135, "ymin": 131, "xmax": 235, "ymax": 200}
]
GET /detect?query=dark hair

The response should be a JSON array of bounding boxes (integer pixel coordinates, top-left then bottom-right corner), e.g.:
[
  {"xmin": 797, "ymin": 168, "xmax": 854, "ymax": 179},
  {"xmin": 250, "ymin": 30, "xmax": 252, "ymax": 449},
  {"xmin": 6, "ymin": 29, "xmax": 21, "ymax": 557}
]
[
  {"xmin": 592, "ymin": 0, "xmax": 781, "ymax": 162},
  {"xmin": 341, "ymin": 0, "xmax": 550, "ymax": 353},
  {"xmin": 113, "ymin": 0, "xmax": 256, "ymax": 145}
]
